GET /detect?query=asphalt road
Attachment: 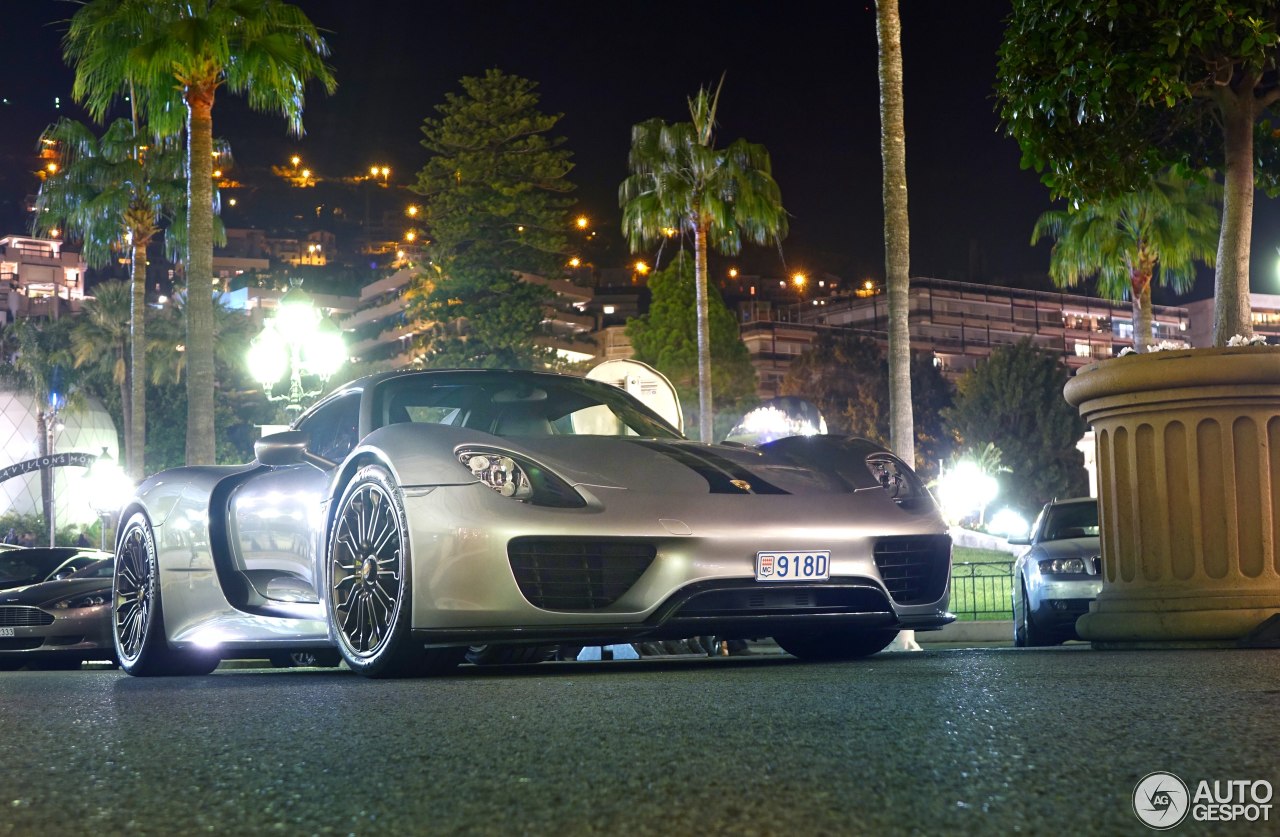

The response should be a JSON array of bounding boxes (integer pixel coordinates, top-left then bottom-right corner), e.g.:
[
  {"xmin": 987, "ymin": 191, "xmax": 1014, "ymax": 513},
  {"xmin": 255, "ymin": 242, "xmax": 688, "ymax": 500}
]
[{"xmin": 1, "ymin": 646, "xmax": 1277, "ymax": 836}]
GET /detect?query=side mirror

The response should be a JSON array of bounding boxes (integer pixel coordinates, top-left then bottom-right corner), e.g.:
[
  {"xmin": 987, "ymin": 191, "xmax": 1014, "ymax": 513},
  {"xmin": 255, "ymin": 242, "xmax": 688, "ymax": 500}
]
[
  {"xmin": 1006, "ymin": 536, "xmax": 1032, "ymax": 546},
  {"xmin": 255, "ymin": 431, "xmax": 339, "ymax": 469}
]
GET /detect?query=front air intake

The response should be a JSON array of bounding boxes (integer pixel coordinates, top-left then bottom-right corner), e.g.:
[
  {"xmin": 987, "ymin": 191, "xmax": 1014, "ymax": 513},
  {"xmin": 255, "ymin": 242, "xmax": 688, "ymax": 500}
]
[
  {"xmin": 0, "ymin": 606, "xmax": 55, "ymax": 627},
  {"xmin": 507, "ymin": 538, "xmax": 656, "ymax": 610},
  {"xmin": 873, "ymin": 535, "xmax": 951, "ymax": 605}
]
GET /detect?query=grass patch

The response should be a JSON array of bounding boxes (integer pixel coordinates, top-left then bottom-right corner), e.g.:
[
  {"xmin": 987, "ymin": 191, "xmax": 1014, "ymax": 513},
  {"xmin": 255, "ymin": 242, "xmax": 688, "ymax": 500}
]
[
  {"xmin": 954, "ymin": 545, "xmax": 1015, "ymax": 563},
  {"xmin": 950, "ymin": 545, "xmax": 1015, "ymax": 621}
]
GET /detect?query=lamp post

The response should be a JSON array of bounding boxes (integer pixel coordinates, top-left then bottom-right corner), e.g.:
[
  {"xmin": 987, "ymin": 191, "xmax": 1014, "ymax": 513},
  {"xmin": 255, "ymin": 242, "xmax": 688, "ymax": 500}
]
[
  {"xmin": 87, "ymin": 448, "xmax": 132, "ymax": 551},
  {"xmin": 45, "ymin": 371, "xmax": 65, "ymax": 548},
  {"xmin": 246, "ymin": 278, "xmax": 346, "ymax": 420}
]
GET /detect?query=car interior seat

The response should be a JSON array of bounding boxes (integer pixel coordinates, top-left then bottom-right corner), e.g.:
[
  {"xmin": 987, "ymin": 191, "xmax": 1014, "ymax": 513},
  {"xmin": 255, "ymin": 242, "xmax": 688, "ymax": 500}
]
[{"xmin": 493, "ymin": 410, "xmax": 555, "ymax": 436}]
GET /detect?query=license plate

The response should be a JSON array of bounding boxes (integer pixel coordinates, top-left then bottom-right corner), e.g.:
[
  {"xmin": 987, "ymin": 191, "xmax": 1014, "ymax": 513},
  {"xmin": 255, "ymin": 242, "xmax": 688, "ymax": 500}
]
[
  {"xmin": 0, "ymin": 627, "xmax": 12, "ymax": 638},
  {"xmin": 756, "ymin": 550, "xmax": 830, "ymax": 581}
]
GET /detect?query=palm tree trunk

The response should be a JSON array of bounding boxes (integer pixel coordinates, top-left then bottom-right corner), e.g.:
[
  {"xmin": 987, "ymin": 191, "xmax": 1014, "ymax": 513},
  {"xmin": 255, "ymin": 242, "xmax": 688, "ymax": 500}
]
[
  {"xmin": 129, "ymin": 236, "xmax": 147, "ymax": 480},
  {"xmin": 1131, "ymin": 272, "xmax": 1154, "ymax": 353},
  {"xmin": 877, "ymin": 0, "xmax": 914, "ymax": 466},
  {"xmin": 1212, "ymin": 80, "xmax": 1256, "ymax": 346},
  {"xmin": 185, "ymin": 88, "xmax": 217, "ymax": 465},
  {"xmin": 693, "ymin": 219, "xmax": 714, "ymax": 443}
]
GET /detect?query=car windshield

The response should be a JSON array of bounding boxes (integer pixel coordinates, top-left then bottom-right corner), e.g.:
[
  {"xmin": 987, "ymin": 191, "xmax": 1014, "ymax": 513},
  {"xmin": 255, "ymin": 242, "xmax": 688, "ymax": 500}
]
[
  {"xmin": 0, "ymin": 548, "xmax": 88, "ymax": 588},
  {"xmin": 1042, "ymin": 502, "xmax": 1099, "ymax": 541},
  {"xmin": 373, "ymin": 372, "xmax": 683, "ymax": 439},
  {"xmin": 67, "ymin": 558, "xmax": 114, "ymax": 580}
]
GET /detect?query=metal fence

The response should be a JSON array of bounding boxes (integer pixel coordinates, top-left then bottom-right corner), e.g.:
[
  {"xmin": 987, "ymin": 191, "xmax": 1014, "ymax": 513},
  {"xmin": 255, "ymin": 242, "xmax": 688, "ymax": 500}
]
[{"xmin": 950, "ymin": 560, "xmax": 1015, "ymax": 621}]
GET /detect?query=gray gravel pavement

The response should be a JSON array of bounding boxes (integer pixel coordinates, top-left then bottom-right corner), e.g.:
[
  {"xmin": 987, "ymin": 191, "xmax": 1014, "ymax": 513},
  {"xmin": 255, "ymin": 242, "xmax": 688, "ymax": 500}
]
[{"xmin": 1, "ymin": 645, "xmax": 1277, "ymax": 836}]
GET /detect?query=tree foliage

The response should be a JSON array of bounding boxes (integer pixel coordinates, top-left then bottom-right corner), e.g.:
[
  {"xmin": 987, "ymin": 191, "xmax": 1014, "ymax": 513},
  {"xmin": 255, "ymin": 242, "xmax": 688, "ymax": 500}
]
[
  {"xmin": 620, "ymin": 77, "xmax": 787, "ymax": 442},
  {"xmin": 942, "ymin": 339, "xmax": 1088, "ymax": 516},
  {"xmin": 64, "ymin": 0, "xmax": 335, "ymax": 465},
  {"xmin": 1031, "ymin": 169, "xmax": 1220, "ymax": 352},
  {"xmin": 626, "ymin": 253, "xmax": 757, "ymax": 440},
  {"xmin": 997, "ymin": 1, "xmax": 1280, "ymax": 344},
  {"xmin": 33, "ymin": 118, "xmax": 186, "ymax": 479},
  {"xmin": 407, "ymin": 69, "xmax": 574, "ymax": 370},
  {"xmin": 780, "ymin": 331, "xmax": 953, "ymax": 479}
]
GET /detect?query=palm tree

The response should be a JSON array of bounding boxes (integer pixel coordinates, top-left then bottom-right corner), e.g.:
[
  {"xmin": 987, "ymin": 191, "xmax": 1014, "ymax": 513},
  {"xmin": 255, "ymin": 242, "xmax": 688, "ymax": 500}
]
[
  {"xmin": 0, "ymin": 318, "xmax": 82, "ymax": 545},
  {"xmin": 33, "ymin": 118, "xmax": 185, "ymax": 480},
  {"xmin": 1031, "ymin": 170, "xmax": 1221, "ymax": 353},
  {"xmin": 70, "ymin": 279, "xmax": 133, "ymax": 449},
  {"xmin": 147, "ymin": 295, "xmax": 259, "ymax": 387},
  {"xmin": 876, "ymin": 0, "xmax": 915, "ymax": 469},
  {"xmin": 620, "ymin": 77, "xmax": 788, "ymax": 442},
  {"xmin": 64, "ymin": 0, "xmax": 336, "ymax": 465}
]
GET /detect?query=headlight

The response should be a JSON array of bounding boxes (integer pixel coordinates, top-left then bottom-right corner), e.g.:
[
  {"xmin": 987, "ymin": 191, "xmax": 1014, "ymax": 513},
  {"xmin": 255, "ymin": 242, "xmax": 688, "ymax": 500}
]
[
  {"xmin": 53, "ymin": 591, "xmax": 110, "ymax": 610},
  {"xmin": 1038, "ymin": 557, "xmax": 1087, "ymax": 574},
  {"xmin": 864, "ymin": 452, "xmax": 928, "ymax": 507},
  {"xmin": 456, "ymin": 448, "xmax": 585, "ymax": 508}
]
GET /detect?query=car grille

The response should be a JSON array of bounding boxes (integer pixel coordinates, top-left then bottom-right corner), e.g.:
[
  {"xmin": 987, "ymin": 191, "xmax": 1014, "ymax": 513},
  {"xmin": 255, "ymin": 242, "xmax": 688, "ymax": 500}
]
[
  {"xmin": 0, "ymin": 606, "xmax": 54, "ymax": 627},
  {"xmin": 507, "ymin": 538, "xmax": 656, "ymax": 611},
  {"xmin": 873, "ymin": 535, "xmax": 952, "ymax": 605}
]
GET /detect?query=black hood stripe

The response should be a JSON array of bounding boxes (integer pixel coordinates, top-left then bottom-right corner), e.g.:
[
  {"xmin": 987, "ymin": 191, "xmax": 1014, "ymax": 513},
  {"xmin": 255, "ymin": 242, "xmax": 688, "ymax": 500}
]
[{"xmin": 625, "ymin": 440, "xmax": 790, "ymax": 495}]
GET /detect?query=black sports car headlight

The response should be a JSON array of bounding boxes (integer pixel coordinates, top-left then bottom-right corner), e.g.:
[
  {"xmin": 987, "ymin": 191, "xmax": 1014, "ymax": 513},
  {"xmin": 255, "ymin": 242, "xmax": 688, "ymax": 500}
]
[
  {"xmin": 864, "ymin": 452, "xmax": 929, "ymax": 507},
  {"xmin": 456, "ymin": 448, "xmax": 585, "ymax": 508},
  {"xmin": 52, "ymin": 591, "xmax": 110, "ymax": 610}
]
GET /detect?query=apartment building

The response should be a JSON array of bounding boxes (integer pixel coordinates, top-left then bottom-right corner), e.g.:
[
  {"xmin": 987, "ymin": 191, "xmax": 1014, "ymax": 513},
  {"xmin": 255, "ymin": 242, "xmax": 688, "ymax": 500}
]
[
  {"xmin": 0, "ymin": 234, "xmax": 88, "ymax": 324},
  {"xmin": 741, "ymin": 277, "xmax": 1191, "ymax": 397},
  {"xmin": 1184, "ymin": 293, "xmax": 1280, "ymax": 347}
]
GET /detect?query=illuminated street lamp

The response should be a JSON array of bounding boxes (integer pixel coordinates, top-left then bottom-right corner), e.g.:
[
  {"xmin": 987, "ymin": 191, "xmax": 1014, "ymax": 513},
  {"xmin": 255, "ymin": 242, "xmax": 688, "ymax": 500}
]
[
  {"xmin": 246, "ymin": 279, "xmax": 347, "ymax": 417},
  {"xmin": 86, "ymin": 448, "xmax": 133, "ymax": 551}
]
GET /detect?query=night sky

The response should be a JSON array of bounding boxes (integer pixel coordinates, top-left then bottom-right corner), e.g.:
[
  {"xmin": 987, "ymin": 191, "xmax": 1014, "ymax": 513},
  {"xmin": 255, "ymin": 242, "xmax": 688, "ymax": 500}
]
[{"xmin": 3, "ymin": 1, "xmax": 1277, "ymax": 302}]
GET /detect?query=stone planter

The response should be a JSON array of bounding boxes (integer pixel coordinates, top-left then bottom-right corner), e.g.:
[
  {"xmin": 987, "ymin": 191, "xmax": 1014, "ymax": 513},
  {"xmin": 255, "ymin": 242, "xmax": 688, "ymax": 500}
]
[{"xmin": 1063, "ymin": 345, "xmax": 1280, "ymax": 647}]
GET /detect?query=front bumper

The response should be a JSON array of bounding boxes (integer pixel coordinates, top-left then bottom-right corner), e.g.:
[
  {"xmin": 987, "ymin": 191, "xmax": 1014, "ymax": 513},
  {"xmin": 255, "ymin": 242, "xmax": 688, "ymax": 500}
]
[
  {"xmin": 0, "ymin": 604, "xmax": 114, "ymax": 662},
  {"xmin": 403, "ymin": 483, "xmax": 953, "ymax": 644}
]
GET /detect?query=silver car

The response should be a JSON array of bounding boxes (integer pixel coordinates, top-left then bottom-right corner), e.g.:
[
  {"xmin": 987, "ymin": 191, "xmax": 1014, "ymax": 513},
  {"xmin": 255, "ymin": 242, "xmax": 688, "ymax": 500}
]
[
  {"xmin": 112, "ymin": 369, "xmax": 953, "ymax": 677},
  {"xmin": 1008, "ymin": 497, "xmax": 1103, "ymax": 646}
]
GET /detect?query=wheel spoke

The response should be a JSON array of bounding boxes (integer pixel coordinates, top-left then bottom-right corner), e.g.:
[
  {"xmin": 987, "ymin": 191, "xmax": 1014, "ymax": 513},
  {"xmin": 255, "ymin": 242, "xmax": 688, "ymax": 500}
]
[
  {"xmin": 115, "ymin": 528, "xmax": 154, "ymax": 660},
  {"xmin": 331, "ymin": 480, "xmax": 406, "ymax": 659}
]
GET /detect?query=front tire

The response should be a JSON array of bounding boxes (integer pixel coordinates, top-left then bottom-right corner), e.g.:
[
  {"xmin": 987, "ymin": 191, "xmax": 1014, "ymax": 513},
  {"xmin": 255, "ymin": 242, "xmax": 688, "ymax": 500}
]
[
  {"xmin": 328, "ymin": 465, "xmax": 462, "ymax": 678},
  {"xmin": 774, "ymin": 628, "xmax": 898, "ymax": 661},
  {"xmin": 114, "ymin": 512, "xmax": 219, "ymax": 676},
  {"xmin": 1014, "ymin": 578, "xmax": 1053, "ymax": 647}
]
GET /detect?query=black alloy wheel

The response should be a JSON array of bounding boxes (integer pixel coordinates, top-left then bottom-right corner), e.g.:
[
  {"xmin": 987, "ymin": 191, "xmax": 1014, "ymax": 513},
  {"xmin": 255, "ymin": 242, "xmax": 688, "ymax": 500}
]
[
  {"xmin": 328, "ymin": 465, "xmax": 462, "ymax": 678},
  {"xmin": 113, "ymin": 512, "xmax": 219, "ymax": 676}
]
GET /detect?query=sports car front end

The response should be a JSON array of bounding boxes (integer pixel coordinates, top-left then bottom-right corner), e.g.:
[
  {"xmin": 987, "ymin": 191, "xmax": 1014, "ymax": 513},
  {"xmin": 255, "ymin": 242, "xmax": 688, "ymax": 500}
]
[{"xmin": 382, "ymin": 433, "xmax": 953, "ymax": 648}]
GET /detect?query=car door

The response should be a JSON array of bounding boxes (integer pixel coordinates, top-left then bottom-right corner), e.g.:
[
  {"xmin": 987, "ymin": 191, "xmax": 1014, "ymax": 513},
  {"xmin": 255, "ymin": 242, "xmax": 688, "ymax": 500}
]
[{"xmin": 227, "ymin": 391, "xmax": 362, "ymax": 606}]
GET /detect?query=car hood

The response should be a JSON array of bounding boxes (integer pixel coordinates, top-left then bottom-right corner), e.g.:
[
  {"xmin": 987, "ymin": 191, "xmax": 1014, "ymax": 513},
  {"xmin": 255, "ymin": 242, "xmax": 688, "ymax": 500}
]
[
  {"xmin": 501, "ymin": 436, "xmax": 862, "ymax": 496},
  {"xmin": 1033, "ymin": 538, "xmax": 1101, "ymax": 559},
  {"xmin": 0, "ymin": 576, "xmax": 112, "ymax": 608}
]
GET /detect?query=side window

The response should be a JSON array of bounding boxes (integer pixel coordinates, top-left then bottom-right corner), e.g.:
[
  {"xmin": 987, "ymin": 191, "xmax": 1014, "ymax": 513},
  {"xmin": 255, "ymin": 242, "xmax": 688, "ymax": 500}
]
[{"xmin": 297, "ymin": 393, "xmax": 362, "ymax": 462}]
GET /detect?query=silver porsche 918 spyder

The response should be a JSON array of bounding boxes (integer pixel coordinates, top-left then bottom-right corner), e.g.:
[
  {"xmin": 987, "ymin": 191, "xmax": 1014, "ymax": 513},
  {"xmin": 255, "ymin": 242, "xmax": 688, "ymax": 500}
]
[{"xmin": 113, "ymin": 368, "xmax": 953, "ymax": 677}]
